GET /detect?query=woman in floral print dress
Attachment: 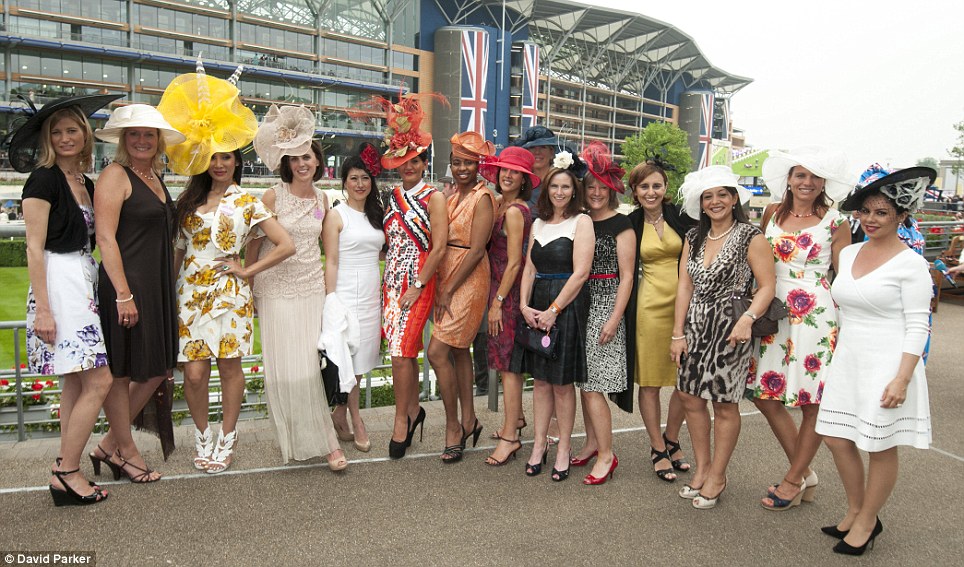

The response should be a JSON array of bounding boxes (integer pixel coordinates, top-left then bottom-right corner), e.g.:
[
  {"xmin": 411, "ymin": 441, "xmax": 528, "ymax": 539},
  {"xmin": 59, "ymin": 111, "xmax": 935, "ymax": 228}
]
[{"xmin": 749, "ymin": 147, "xmax": 852, "ymax": 510}]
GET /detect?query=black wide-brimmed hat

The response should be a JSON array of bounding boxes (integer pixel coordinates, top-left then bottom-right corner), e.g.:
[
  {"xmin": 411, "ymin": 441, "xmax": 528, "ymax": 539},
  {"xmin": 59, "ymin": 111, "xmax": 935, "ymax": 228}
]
[
  {"xmin": 2, "ymin": 94, "xmax": 123, "ymax": 172},
  {"xmin": 840, "ymin": 165, "xmax": 936, "ymax": 213}
]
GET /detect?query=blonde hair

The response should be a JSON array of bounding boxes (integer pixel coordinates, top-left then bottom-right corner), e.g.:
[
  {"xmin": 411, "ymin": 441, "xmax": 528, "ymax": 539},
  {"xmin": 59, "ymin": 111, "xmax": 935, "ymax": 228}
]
[
  {"xmin": 37, "ymin": 107, "xmax": 94, "ymax": 172},
  {"xmin": 113, "ymin": 128, "xmax": 168, "ymax": 172}
]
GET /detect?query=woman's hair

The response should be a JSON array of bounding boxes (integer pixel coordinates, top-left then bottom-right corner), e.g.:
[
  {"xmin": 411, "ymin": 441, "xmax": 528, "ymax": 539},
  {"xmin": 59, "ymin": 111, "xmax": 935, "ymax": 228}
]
[
  {"xmin": 536, "ymin": 168, "xmax": 585, "ymax": 220},
  {"xmin": 279, "ymin": 140, "xmax": 325, "ymax": 183},
  {"xmin": 175, "ymin": 148, "xmax": 244, "ymax": 231},
  {"xmin": 772, "ymin": 165, "xmax": 833, "ymax": 225},
  {"xmin": 584, "ymin": 174, "xmax": 620, "ymax": 210},
  {"xmin": 855, "ymin": 187, "xmax": 911, "ymax": 217},
  {"xmin": 688, "ymin": 186, "xmax": 751, "ymax": 261},
  {"xmin": 493, "ymin": 167, "xmax": 534, "ymax": 202},
  {"xmin": 37, "ymin": 107, "xmax": 94, "ymax": 172},
  {"xmin": 627, "ymin": 162, "xmax": 669, "ymax": 208},
  {"xmin": 340, "ymin": 156, "xmax": 384, "ymax": 231},
  {"xmin": 113, "ymin": 128, "xmax": 168, "ymax": 172}
]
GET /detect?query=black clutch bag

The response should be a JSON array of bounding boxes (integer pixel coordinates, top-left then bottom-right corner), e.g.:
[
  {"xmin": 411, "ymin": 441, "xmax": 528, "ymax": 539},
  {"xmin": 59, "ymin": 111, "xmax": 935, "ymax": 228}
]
[
  {"xmin": 730, "ymin": 291, "xmax": 788, "ymax": 338},
  {"xmin": 514, "ymin": 323, "xmax": 560, "ymax": 359},
  {"xmin": 319, "ymin": 353, "xmax": 348, "ymax": 406}
]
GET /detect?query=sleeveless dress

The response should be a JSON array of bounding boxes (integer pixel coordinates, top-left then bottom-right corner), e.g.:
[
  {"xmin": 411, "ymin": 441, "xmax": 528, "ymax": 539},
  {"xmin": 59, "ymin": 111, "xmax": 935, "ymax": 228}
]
[
  {"xmin": 175, "ymin": 184, "xmax": 271, "ymax": 361},
  {"xmin": 678, "ymin": 223, "xmax": 760, "ymax": 403},
  {"xmin": 509, "ymin": 215, "xmax": 589, "ymax": 385},
  {"xmin": 583, "ymin": 213, "xmax": 632, "ymax": 393},
  {"xmin": 383, "ymin": 181, "xmax": 437, "ymax": 358},
  {"xmin": 815, "ymin": 245, "xmax": 932, "ymax": 451},
  {"xmin": 636, "ymin": 221, "xmax": 684, "ymax": 387},
  {"xmin": 487, "ymin": 202, "xmax": 532, "ymax": 371},
  {"xmin": 433, "ymin": 182, "xmax": 495, "ymax": 348},
  {"xmin": 331, "ymin": 202, "xmax": 384, "ymax": 374},
  {"xmin": 747, "ymin": 210, "xmax": 843, "ymax": 405},
  {"xmin": 252, "ymin": 184, "xmax": 339, "ymax": 462}
]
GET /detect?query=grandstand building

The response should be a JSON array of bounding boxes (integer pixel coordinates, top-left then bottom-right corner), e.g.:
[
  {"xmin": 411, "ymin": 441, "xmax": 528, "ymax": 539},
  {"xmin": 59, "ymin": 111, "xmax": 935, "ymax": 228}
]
[{"xmin": 0, "ymin": 0, "xmax": 750, "ymax": 175}]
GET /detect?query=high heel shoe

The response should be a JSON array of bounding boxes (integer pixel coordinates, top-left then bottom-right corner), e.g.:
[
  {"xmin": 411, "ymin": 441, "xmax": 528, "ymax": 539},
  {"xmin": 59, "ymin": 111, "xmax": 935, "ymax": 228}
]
[
  {"xmin": 570, "ymin": 450, "xmax": 598, "ymax": 467},
  {"xmin": 821, "ymin": 525, "xmax": 850, "ymax": 539},
  {"xmin": 327, "ymin": 450, "xmax": 348, "ymax": 472},
  {"xmin": 88, "ymin": 444, "xmax": 122, "ymax": 481},
  {"xmin": 353, "ymin": 438, "xmax": 372, "ymax": 452},
  {"xmin": 663, "ymin": 434, "xmax": 691, "ymax": 472},
  {"xmin": 193, "ymin": 426, "xmax": 213, "ymax": 471},
  {"xmin": 389, "ymin": 415, "xmax": 412, "ymax": 460},
  {"xmin": 205, "ymin": 429, "xmax": 237, "ymax": 475},
  {"xmin": 490, "ymin": 416, "xmax": 527, "ymax": 440},
  {"xmin": 115, "ymin": 450, "xmax": 162, "ymax": 482},
  {"xmin": 678, "ymin": 484, "xmax": 702, "ymax": 499},
  {"xmin": 833, "ymin": 518, "xmax": 883, "ymax": 556},
  {"xmin": 485, "ymin": 436, "xmax": 522, "ymax": 466},
  {"xmin": 332, "ymin": 419, "xmax": 354, "ymax": 442},
  {"xmin": 583, "ymin": 454, "xmax": 618, "ymax": 485},
  {"xmin": 525, "ymin": 446, "xmax": 548, "ymax": 476},
  {"xmin": 442, "ymin": 425, "xmax": 466, "ymax": 464},
  {"xmin": 761, "ymin": 477, "xmax": 805, "ymax": 511},
  {"xmin": 651, "ymin": 447, "xmax": 677, "ymax": 482},
  {"xmin": 49, "ymin": 468, "xmax": 107, "ymax": 507},
  {"xmin": 461, "ymin": 418, "xmax": 483, "ymax": 448},
  {"xmin": 692, "ymin": 478, "xmax": 727, "ymax": 509},
  {"xmin": 551, "ymin": 456, "xmax": 570, "ymax": 482},
  {"xmin": 406, "ymin": 406, "xmax": 426, "ymax": 447},
  {"xmin": 802, "ymin": 470, "xmax": 818, "ymax": 503}
]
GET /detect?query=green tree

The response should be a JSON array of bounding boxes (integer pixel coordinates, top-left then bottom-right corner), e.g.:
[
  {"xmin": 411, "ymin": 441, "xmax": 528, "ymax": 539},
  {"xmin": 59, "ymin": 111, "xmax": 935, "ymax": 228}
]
[
  {"xmin": 950, "ymin": 120, "xmax": 964, "ymax": 174},
  {"xmin": 620, "ymin": 121, "xmax": 693, "ymax": 201},
  {"xmin": 916, "ymin": 157, "xmax": 938, "ymax": 170}
]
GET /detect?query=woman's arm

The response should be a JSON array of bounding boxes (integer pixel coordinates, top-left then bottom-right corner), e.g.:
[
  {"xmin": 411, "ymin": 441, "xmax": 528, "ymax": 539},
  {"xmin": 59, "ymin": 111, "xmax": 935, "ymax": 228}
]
[
  {"xmin": 488, "ymin": 206, "xmax": 524, "ymax": 337},
  {"xmin": 830, "ymin": 217, "xmax": 851, "ymax": 273},
  {"xmin": 519, "ymin": 227, "xmax": 538, "ymax": 329},
  {"xmin": 727, "ymin": 232, "xmax": 777, "ymax": 347},
  {"xmin": 598, "ymin": 226, "xmax": 635, "ymax": 345},
  {"xmin": 94, "ymin": 164, "xmax": 138, "ymax": 327},
  {"xmin": 217, "ymin": 217, "xmax": 294, "ymax": 278},
  {"xmin": 22, "ymin": 198, "xmax": 55, "ymax": 344},
  {"xmin": 435, "ymin": 192, "xmax": 493, "ymax": 321},
  {"xmin": 244, "ymin": 188, "xmax": 274, "ymax": 288},
  {"xmin": 881, "ymin": 256, "xmax": 933, "ymax": 408},
  {"xmin": 400, "ymin": 191, "xmax": 448, "ymax": 307},
  {"xmin": 670, "ymin": 241, "xmax": 693, "ymax": 367},
  {"xmin": 322, "ymin": 208, "xmax": 344, "ymax": 294},
  {"xmin": 532, "ymin": 215, "xmax": 594, "ymax": 331}
]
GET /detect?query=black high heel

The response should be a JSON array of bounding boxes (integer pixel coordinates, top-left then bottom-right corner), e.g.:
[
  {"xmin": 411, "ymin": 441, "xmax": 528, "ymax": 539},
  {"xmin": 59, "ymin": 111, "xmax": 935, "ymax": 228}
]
[
  {"xmin": 833, "ymin": 518, "xmax": 883, "ymax": 556},
  {"xmin": 461, "ymin": 418, "xmax": 483, "ymax": 448},
  {"xmin": 821, "ymin": 525, "xmax": 850, "ymax": 539},
  {"xmin": 406, "ymin": 406, "xmax": 426, "ymax": 447},
  {"xmin": 115, "ymin": 451, "xmax": 160, "ymax": 483},
  {"xmin": 651, "ymin": 447, "xmax": 677, "ymax": 482},
  {"xmin": 551, "ymin": 456, "xmax": 571, "ymax": 482},
  {"xmin": 526, "ymin": 446, "xmax": 548, "ymax": 476},
  {"xmin": 389, "ymin": 415, "xmax": 412, "ymax": 460},
  {"xmin": 88, "ymin": 444, "xmax": 122, "ymax": 481},
  {"xmin": 442, "ymin": 425, "xmax": 466, "ymax": 464},
  {"xmin": 663, "ymin": 434, "xmax": 691, "ymax": 472},
  {"xmin": 49, "ymin": 468, "xmax": 107, "ymax": 507}
]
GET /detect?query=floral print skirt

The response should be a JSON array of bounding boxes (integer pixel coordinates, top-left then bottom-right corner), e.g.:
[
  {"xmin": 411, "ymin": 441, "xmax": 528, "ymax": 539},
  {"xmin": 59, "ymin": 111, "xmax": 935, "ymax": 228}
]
[{"xmin": 26, "ymin": 249, "xmax": 109, "ymax": 375}]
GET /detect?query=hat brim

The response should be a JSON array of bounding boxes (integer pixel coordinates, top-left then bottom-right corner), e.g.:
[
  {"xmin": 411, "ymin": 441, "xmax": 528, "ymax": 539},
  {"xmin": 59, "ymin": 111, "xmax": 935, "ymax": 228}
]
[
  {"xmin": 381, "ymin": 144, "xmax": 431, "ymax": 170},
  {"xmin": 5, "ymin": 94, "xmax": 124, "ymax": 173},
  {"xmin": 479, "ymin": 161, "xmax": 541, "ymax": 190},
  {"xmin": 522, "ymin": 137, "xmax": 560, "ymax": 149},
  {"xmin": 762, "ymin": 151, "xmax": 853, "ymax": 203},
  {"xmin": 840, "ymin": 167, "xmax": 936, "ymax": 212},
  {"xmin": 94, "ymin": 125, "xmax": 185, "ymax": 146},
  {"xmin": 681, "ymin": 185, "xmax": 752, "ymax": 220}
]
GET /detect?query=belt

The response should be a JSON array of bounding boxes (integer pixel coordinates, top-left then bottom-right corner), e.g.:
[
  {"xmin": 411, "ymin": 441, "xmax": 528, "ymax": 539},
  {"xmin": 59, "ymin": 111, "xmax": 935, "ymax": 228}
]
[
  {"xmin": 447, "ymin": 243, "xmax": 470, "ymax": 249},
  {"xmin": 535, "ymin": 272, "xmax": 572, "ymax": 280},
  {"xmin": 589, "ymin": 273, "xmax": 617, "ymax": 280}
]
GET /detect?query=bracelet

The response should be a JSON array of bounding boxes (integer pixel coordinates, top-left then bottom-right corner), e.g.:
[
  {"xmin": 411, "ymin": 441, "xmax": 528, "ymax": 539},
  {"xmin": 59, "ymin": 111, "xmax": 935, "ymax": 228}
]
[
  {"xmin": 115, "ymin": 293, "xmax": 134, "ymax": 303},
  {"xmin": 743, "ymin": 311, "xmax": 757, "ymax": 320},
  {"xmin": 671, "ymin": 335, "xmax": 685, "ymax": 340},
  {"xmin": 549, "ymin": 302, "xmax": 562, "ymax": 314}
]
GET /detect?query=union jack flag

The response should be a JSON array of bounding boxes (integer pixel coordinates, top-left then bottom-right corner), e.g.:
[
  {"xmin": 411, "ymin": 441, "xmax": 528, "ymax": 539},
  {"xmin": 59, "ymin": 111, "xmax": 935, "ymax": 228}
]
[
  {"xmin": 460, "ymin": 29, "xmax": 489, "ymax": 134},
  {"xmin": 521, "ymin": 43, "xmax": 540, "ymax": 130},
  {"xmin": 698, "ymin": 92, "xmax": 715, "ymax": 168}
]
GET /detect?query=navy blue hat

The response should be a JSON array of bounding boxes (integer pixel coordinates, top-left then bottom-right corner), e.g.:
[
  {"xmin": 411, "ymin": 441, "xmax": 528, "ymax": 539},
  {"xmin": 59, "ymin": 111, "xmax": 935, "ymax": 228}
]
[{"xmin": 513, "ymin": 125, "xmax": 558, "ymax": 148}]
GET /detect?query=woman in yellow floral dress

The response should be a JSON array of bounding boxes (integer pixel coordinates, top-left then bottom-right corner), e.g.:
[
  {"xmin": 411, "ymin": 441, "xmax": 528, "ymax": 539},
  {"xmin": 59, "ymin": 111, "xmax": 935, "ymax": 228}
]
[{"xmin": 173, "ymin": 149, "xmax": 294, "ymax": 473}]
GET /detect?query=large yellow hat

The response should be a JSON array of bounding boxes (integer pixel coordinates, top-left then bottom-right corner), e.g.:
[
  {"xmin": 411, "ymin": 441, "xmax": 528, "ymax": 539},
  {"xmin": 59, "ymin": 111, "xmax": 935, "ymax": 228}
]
[{"xmin": 157, "ymin": 60, "xmax": 258, "ymax": 176}]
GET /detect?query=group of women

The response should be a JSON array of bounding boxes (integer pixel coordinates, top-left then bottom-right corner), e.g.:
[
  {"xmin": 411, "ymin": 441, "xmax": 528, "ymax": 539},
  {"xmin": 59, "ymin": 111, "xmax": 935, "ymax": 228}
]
[{"xmin": 15, "ymin": 83, "xmax": 934, "ymax": 556}]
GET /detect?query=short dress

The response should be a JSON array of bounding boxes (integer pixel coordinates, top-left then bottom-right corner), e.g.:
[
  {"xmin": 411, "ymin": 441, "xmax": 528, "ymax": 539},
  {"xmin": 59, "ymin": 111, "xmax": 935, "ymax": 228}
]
[
  {"xmin": 815, "ymin": 245, "xmax": 932, "ymax": 452},
  {"xmin": 509, "ymin": 215, "xmax": 590, "ymax": 385},
  {"xmin": 635, "ymin": 220, "xmax": 684, "ymax": 388},
  {"xmin": 331, "ymin": 202, "xmax": 385, "ymax": 374},
  {"xmin": 383, "ymin": 181, "xmax": 438, "ymax": 358},
  {"xmin": 678, "ymin": 223, "xmax": 760, "ymax": 403},
  {"xmin": 24, "ymin": 169, "xmax": 108, "ymax": 375},
  {"xmin": 582, "ymin": 213, "xmax": 632, "ymax": 393},
  {"xmin": 747, "ymin": 210, "xmax": 844, "ymax": 406},
  {"xmin": 487, "ymin": 202, "xmax": 532, "ymax": 371},
  {"xmin": 432, "ymin": 182, "xmax": 495, "ymax": 348},
  {"xmin": 175, "ymin": 184, "xmax": 272, "ymax": 361}
]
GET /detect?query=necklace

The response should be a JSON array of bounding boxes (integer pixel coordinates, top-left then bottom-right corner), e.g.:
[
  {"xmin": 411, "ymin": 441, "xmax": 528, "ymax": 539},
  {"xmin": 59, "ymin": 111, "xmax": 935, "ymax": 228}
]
[
  {"xmin": 790, "ymin": 210, "xmax": 815, "ymax": 218},
  {"xmin": 130, "ymin": 165, "xmax": 155, "ymax": 181},
  {"xmin": 707, "ymin": 221, "xmax": 736, "ymax": 241},
  {"xmin": 644, "ymin": 213, "xmax": 664, "ymax": 225},
  {"xmin": 63, "ymin": 168, "xmax": 85, "ymax": 185}
]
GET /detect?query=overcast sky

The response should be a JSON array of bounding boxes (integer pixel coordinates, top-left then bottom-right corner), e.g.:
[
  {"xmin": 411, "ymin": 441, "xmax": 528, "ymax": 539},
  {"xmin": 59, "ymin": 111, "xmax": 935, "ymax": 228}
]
[{"xmin": 582, "ymin": 0, "xmax": 964, "ymax": 175}]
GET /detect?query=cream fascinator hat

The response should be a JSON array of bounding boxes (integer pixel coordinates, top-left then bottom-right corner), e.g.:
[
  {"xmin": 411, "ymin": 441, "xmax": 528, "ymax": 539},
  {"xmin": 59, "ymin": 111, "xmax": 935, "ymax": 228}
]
[
  {"xmin": 252, "ymin": 104, "xmax": 316, "ymax": 172},
  {"xmin": 762, "ymin": 146, "xmax": 854, "ymax": 203},
  {"xmin": 94, "ymin": 104, "xmax": 186, "ymax": 145},
  {"xmin": 678, "ymin": 165, "xmax": 751, "ymax": 220}
]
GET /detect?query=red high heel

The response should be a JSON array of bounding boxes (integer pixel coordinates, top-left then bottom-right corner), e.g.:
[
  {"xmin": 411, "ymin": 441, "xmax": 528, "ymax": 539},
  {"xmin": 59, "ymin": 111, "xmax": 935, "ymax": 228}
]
[
  {"xmin": 583, "ymin": 454, "xmax": 618, "ymax": 485},
  {"xmin": 570, "ymin": 450, "xmax": 598, "ymax": 467}
]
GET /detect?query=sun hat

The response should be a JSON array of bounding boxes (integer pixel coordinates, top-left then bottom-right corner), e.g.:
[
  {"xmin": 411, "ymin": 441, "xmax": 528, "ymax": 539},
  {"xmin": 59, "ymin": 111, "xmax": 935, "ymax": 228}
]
[
  {"xmin": 478, "ymin": 146, "xmax": 541, "ymax": 189},
  {"xmin": 678, "ymin": 165, "xmax": 752, "ymax": 219},
  {"xmin": 762, "ymin": 146, "xmax": 854, "ymax": 203},
  {"xmin": 2, "ymin": 94, "xmax": 124, "ymax": 173},
  {"xmin": 94, "ymin": 104, "xmax": 186, "ymax": 146},
  {"xmin": 157, "ymin": 60, "xmax": 258, "ymax": 176},
  {"xmin": 252, "ymin": 104, "xmax": 315, "ymax": 172},
  {"xmin": 450, "ymin": 131, "xmax": 495, "ymax": 162},
  {"xmin": 840, "ymin": 164, "xmax": 936, "ymax": 213},
  {"xmin": 582, "ymin": 141, "xmax": 626, "ymax": 193}
]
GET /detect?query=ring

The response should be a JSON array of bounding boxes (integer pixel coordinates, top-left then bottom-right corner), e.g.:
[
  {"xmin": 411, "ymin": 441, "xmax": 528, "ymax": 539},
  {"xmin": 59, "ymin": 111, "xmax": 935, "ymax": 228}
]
[
  {"xmin": 896, "ymin": 403, "xmax": 903, "ymax": 408},
  {"xmin": 739, "ymin": 340, "xmax": 747, "ymax": 344},
  {"xmin": 222, "ymin": 265, "xmax": 230, "ymax": 272}
]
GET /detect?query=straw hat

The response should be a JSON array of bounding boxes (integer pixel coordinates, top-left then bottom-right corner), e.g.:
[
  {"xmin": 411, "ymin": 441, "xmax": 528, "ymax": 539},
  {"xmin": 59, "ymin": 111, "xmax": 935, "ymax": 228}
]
[
  {"xmin": 678, "ymin": 165, "xmax": 751, "ymax": 219},
  {"xmin": 840, "ymin": 164, "xmax": 936, "ymax": 213},
  {"xmin": 762, "ymin": 146, "xmax": 854, "ymax": 203},
  {"xmin": 478, "ymin": 146, "xmax": 541, "ymax": 189},
  {"xmin": 252, "ymin": 104, "xmax": 316, "ymax": 172},
  {"xmin": 94, "ymin": 104, "xmax": 185, "ymax": 145},
  {"xmin": 582, "ymin": 141, "xmax": 626, "ymax": 193}
]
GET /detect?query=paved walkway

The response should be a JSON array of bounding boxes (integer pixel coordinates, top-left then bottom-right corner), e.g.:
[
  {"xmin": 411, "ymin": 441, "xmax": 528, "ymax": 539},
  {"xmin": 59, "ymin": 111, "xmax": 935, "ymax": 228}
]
[{"xmin": 2, "ymin": 302, "xmax": 963, "ymax": 566}]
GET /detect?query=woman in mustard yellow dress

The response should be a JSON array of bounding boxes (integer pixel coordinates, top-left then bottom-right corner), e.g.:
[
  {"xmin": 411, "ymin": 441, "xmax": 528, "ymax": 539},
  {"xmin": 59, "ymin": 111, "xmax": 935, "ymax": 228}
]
[{"xmin": 624, "ymin": 160, "xmax": 694, "ymax": 482}]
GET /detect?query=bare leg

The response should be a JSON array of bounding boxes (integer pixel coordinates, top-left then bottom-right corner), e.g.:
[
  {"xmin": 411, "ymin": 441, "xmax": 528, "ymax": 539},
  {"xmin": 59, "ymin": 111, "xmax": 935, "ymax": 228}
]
[
  {"xmin": 665, "ymin": 389, "xmax": 687, "ymax": 442},
  {"xmin": 51, "ymin": 367, "xmax": 112, "ymax": 496},
  {"xmin": 551, "ymin": 383, "xmax": 576, "ymax": 477},
  {"xmin": 573, "ymin": 390, "xmax": 598, "ymax": 461},
  {"xmin": 679, "ymin": 390, "xmax": 711, "ymax": 489},
  {"xmin": 98, "ymin": 374, "xmax": 166, "ymax": 453},
  {"xmin": 765, "ymin": 404, "xmax": 823, "ymax": 505},
  {"xmin": 428, "ymin": 338, "xmax": 462, "ymax": 452},
  {"xmin": 640, "ymin": 386, "xmax": 674, "ymax": 478},
  {"xmin": 824, "ymin": 435, "xmax": 866, "ymax": 532},
  {"xmin": 183, "ymin": 360, "xmax": 212, "ymax": 431},
  {"xmin": 100, "ymin": 375, "xmax": 162, "ymax": 480},
  {"xmin": 701, "ymin": 402, "xmax": 741, "ymax": 497},
  {"xmin": 583, "ymin": 391, "xmax": 615, "ymax": 479},
  {"xmin": 389, "ymin": 356, "xmax": 420, "ymax": 443},
  {"xmin": 843, "ymin": 448, "xmax": 898, "ymax": 547},
  {"xmin": 527, "ymin": 380, "xmax": 553, "ymax": 468},
  {"xmin": 451, "ymin": 348, "xmax": 478, "ymax": 436},
  {"xmin": 347, "ymin": 379, "xmax": 368, "ymax": 447},
  {"xmin": 58, "ymin": 376, "xmax": 81, "ymax": 441},
  {"xmin": 487, "ymin": 371, "xmax": 523, "ymax": 463},
  {"xmin": 216, "ymin": 357, "xmax": 245, "ymax": 434},
  {"xmin": 753, "ymin": 397, "xmax": 798, "ymax": 463}
]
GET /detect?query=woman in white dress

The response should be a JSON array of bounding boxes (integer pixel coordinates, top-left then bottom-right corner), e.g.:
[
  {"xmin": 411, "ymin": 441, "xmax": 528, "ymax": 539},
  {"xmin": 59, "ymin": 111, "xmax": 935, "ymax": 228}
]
[
  {"xmin": 322, "ymin": 143, "xmax": 386, "ymax": 453},
  {"xmin": 815, "ymin": 167, "xmax": 934, "ymax": 555}
]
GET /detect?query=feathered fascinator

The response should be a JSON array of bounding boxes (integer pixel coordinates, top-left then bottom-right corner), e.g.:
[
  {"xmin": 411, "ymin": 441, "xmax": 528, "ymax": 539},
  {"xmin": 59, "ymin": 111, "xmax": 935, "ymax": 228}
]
[
  {"xmin": 582, "ymin": 141, "xmax": 626, "ymax": 193},
  {"xmin": 252, "ymin": 104, "xmax": 316, "ymax": 172},
  {"xmin": 359, "ymin": 142, "xmax": 383, "ymax": 177},
  {"xmin": 350, "ymin": 89, "xmax": 446, "ymax": 170},
  {"xmin": 840, "ymin": 163, "xmax": 936, "ymax": 213},
  {"xmin": 157, "ymin": 58, "xmax": 258, "ymax": 175}
]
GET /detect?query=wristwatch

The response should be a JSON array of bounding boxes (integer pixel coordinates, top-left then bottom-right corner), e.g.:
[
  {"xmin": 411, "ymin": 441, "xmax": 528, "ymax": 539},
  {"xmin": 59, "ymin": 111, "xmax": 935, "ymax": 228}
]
[
  {"xmin": 495, "ymin": 294, "xmax": 505, "ymax": 302},
  {"xmin": 413, "ymin": 278, "xmax": 424, "ymax": 289},
  {"xmin": 549, "ymin": 304, "xmax": 560, "ymax": 315}
]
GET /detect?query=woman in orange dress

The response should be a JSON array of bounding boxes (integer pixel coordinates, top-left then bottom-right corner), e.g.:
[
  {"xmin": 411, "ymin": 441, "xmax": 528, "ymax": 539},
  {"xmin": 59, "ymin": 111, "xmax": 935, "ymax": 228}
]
[{"xmin": 428, "ymin": 132, "xmax": 496, "ymax": 463}]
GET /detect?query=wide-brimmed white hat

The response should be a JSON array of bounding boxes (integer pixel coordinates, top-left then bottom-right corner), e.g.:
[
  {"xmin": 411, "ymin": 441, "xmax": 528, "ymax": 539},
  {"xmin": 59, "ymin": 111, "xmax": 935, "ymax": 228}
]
[
  {"xmin": 762, "ymin": 146, "xmax": 853, "ymax": 203},
  {"xmin": 94, "ymin": 104, "xmax": 185, "ymax": 145},
  {"xmin": 678, "ymin": 165, "xmax": 751, "ymax": 220}
]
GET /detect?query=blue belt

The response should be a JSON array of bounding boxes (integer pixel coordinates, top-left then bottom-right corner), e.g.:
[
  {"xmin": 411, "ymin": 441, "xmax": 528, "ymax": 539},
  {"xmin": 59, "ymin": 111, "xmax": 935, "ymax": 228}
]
[{"xmin": 535, "ymin": 272, "xmax": 572, "ymax": 280}]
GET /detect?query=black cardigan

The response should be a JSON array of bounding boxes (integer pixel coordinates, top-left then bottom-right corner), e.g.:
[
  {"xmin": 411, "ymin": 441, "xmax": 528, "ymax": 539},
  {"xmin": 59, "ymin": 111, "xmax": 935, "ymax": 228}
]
[
  {"xmin": 21, "ymin": 166, "xmax": 95, "ymax": 253},
  {"xmin": 617, "ymin": 203, "xmax": 694, "ymax": 412}
]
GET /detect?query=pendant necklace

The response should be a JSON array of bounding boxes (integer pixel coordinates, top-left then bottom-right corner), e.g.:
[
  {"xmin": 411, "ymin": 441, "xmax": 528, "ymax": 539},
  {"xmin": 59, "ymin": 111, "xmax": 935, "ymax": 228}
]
[{"xmin": 130, "ymin": 165, "xmax": 155, "ymax": 181}]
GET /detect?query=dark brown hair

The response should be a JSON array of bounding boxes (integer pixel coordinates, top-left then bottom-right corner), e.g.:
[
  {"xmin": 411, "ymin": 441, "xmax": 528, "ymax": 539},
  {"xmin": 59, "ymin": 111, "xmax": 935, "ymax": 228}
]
[
  {"xmin": 628, "ymin": 162, "xmax": 669, "ymax": 208},
  {"xmin": 536, "ymin": 168, "xmax": 585, "ymax": 220},
  {"xmin": 279, "ymin": 140, "xmax": 325, "ymax": 183}
]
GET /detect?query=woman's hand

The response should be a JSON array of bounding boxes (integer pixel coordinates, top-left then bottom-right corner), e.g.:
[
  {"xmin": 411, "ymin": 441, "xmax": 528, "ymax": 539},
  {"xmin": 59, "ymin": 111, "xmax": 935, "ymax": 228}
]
[
  {"xmin": 535, "ymin": 308, "xmax": 557, "ymax": 331},
  {"xmin": 880, "ymin": 376, "xmax": 909, "ymax": 409},
  {"xmin": 726, "ymin": 318, "xmax": 753, "ymax": 348},
  {"xmin": 33, "ymin": 309, "xmax": 56, "ymax": 345},
  {"xmin": 214, "ymin": 256, "xmax": 246, "ymax": 279},
  {"xmin": 670, "ymin": 337, "xmax": 688, "ymax": 369},
  {"xmin": 434, "ymin": 287, "xmax": 453, "ymax": 321},
  {"xmin": 521, "ymin": 305, "xmax": 539, "ymax": 329},
  {"xmin": 598, "ymin": 317, "xmax": 619, "ymax": 345},
  {"xmin": 117, "ymin": 296, "xmax": 139, "ymax": 328},
  {"xmin": 400, "ymin": 285, "xmax": 422, "ymax": 311},
  {"xmin": 487, "ymin": 303, "xmax": 503, "ymax": 337}
]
